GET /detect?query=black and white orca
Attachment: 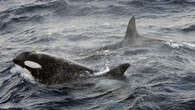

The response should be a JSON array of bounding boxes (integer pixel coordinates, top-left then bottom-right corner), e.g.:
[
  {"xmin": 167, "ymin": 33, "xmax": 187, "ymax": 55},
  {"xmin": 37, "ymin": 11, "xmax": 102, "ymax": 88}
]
[{"xmin": 12, "ymin": 51, "xmax": 130, "ymax": 85}]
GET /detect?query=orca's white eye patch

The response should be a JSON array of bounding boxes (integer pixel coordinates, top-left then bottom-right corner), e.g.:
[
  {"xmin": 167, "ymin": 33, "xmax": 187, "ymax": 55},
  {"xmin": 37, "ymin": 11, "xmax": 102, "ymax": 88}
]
[{"xmin": 24, "ymin": 61, "xmax": 42, "ymax": 69}]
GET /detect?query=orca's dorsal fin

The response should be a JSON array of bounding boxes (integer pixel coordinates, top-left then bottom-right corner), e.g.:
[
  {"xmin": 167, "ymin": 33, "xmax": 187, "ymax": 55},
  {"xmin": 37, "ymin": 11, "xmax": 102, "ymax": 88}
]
[
  {"xmin": 104, "ymin": 63, "xmax": 130, "ymax": 77},
  {"xmin": 125, "ymin": 16, "xmax": 140, "ymax": 40}
]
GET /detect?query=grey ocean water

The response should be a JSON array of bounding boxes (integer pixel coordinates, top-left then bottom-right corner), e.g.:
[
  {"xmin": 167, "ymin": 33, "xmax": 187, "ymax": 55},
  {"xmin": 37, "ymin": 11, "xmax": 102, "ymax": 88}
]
[{"xmin": 1, "ymin": 0, "xmax": 195, "ymax": 109}]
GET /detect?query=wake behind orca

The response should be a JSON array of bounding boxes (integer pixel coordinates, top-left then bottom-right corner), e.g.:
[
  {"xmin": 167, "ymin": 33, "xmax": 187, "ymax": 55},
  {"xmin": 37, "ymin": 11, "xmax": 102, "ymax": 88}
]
[{"xmin": 12, "ymin": 51, "xmax": 130, "ymax": 85}]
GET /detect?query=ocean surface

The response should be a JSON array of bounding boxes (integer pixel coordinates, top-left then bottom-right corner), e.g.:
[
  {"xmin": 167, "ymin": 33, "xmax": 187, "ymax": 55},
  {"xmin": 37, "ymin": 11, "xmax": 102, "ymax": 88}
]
[{"xmin": 1, "ymin": 0, "xmax": 195, "ymax": 109}]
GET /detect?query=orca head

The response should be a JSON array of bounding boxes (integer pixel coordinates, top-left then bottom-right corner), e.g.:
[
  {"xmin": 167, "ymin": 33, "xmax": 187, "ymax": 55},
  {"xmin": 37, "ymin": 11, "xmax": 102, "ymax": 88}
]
[
  {"xmin": 12, "ymin": 51, "xmax": 44, "ymax": 83},
  {"xmin": 13, "ymin": 51, "xmax": 42, "ymax": 70}
]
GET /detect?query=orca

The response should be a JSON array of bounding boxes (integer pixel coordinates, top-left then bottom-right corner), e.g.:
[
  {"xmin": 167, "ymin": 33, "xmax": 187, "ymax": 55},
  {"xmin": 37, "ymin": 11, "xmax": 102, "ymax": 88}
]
[
  {"xmin": 12, "ymin": 51, "xmax": 130, "ymax": 85},
  {"xmin": 99, "ymin": 16, "xmax": 162, "ymax": 50}
]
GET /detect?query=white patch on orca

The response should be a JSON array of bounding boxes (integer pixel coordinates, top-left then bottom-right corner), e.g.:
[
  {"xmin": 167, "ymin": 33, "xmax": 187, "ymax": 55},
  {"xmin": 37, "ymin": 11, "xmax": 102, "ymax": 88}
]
[
  {"xmin": 94, "ymin": 66, "xmax": 110, "ymax": 76},
  {"xmin": 10, "ymin": 64, "xmax": 36, "ymax": 83},
  {"xmin": 24, "ymin": 61, "xmax": 42, "ymax": 69}
]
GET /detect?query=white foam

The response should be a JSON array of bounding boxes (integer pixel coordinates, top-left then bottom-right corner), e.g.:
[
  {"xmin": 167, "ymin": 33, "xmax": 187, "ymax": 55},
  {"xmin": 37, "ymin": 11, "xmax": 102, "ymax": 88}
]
[
  {"xmin": 165, "ymin": 40, "xmax": 195, "ymax": 49},
  {"xmin": 94, "ymin": 66, "xmax": 110, "ymax": 76},
  {"xmin": 165, "ymin": 40, "xmax": 181, "ymax": 48},
  {"xmin": 24, "ymin": 61, "xmax": 42, "ymax": 69},
  {"xmin": 35, "ymin": 51, "xmax": 48, "ymax": 55},
  {"xmin": 10, "ymin": 64, "xmax": 36, "ymax": 83},
  {"xmin": 182, "ymin": 42, "xmax": 195, "ymax": 48}
]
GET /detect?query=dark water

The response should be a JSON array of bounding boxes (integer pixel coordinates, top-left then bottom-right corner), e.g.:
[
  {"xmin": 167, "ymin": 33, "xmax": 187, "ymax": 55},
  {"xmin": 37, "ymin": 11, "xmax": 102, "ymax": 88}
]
[{"xmin": 1, "ymin": 0, "xmax": 195, "ymax": 109}]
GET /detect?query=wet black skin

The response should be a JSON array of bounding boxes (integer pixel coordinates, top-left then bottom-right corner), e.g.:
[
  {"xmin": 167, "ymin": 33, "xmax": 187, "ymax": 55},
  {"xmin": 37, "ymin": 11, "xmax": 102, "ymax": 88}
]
[
  {"xmin": 13, "ymin": 52, "xmax": 130, "ymax": 85},
  {"xmin": 13, "ymin": 52, "xmax": 94, "ymax": 84}
]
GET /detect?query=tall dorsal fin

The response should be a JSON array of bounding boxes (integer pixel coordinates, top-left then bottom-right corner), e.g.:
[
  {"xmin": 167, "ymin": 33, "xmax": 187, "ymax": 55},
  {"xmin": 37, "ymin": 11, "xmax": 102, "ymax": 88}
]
[{"xmin": 125, "ymin": 16, "xmax": 140, "ymax": 40}]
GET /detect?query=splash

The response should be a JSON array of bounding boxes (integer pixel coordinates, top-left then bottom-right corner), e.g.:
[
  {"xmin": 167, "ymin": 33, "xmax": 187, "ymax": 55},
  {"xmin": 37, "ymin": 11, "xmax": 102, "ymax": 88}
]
[{"xmin": 10, "ymin": 65, "xmax": 36, "ymax": 84}]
